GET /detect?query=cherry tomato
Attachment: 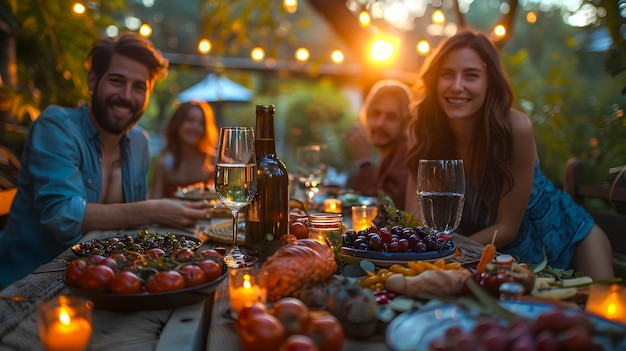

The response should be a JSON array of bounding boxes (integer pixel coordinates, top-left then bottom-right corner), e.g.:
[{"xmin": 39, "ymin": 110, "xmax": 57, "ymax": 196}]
[
  {"xmin": 289, "ymin": 222, "xmax": 309, "ymax": 240},
  {"xmin": 269, "ymin": 297, "xmax": 310, "ymax": 336},
  {"xmin": 178, "ymin": 264, "xmax": 207, "ymax": 287},
  {"xmin": 197, "ymin": 249, "xmax": 222, "ymax": 260},
  {"xmin": 145, "ymin": 271, "xmax": 185, "ymax": 292},
  {"xmin": 111, "ymin": 271, "xmax": 143, "ymax": 294},
  {"xmin": 305, "ymin": 313, "xmax": 344, "ymax": 351},
  {"xmin": 97, "ymin": 257, "xmax": 118, "ymax": 270},
  {"xmin": 89, "ymin": 254, "xmax": 107, "ymax": 265},
  {"xmin": 237, "ymin": 302, "xmax": 269, "ymax": 330},
  {"xmin": 278, "ymin": 335, "xmax": 319, "ymax": 351},
  {"xmin": 195, "ymin": 260, "xmax": 223, "ymax": 282},
  {"xmin": 65, "ymin": 259, "xmax": 89, "ymax": 286},
  {"xmin": 79, "ymin": 264, "xmax": 115, "ymax": 291},
  {"xmin": 238, "ymin": 313, "xmax": 285, "ymax": 351}
]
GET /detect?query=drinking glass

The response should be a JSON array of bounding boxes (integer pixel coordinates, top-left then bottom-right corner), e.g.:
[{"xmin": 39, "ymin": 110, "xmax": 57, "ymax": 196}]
[
  {"xmin": 416, "ymin": 159, "xmax": 465, "ymax": 235},
  {"xmin": 215, "ymin": 127, "xmax": 257, "ymax": 267},
  {"xmin": 296, "ymin": 144, "xmax": 327, "ymax": 211}
]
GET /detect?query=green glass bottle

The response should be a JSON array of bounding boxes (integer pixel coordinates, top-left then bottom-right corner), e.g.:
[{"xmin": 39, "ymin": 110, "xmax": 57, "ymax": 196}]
[{"xmin": 245, "ymin": 105, "xmax": 289, "ymax": 261}]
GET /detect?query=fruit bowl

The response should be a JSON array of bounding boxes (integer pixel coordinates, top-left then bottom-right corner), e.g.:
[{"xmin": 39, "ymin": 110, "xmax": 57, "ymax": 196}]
[{"xmin": 341, "ymin": 240, "xmax": 457, "ymax": 267}]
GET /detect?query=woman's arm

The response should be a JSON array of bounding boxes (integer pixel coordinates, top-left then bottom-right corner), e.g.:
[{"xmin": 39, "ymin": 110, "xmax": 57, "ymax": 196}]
[{"xmin": 468, "ymin": 109, "xmax": 537, "ymax": 247}]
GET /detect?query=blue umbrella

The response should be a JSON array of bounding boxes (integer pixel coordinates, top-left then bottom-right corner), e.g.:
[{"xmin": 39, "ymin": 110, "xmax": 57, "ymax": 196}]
[{"xmin": 177, "ymin": 73, "xmax": 253, "ymax": 103}]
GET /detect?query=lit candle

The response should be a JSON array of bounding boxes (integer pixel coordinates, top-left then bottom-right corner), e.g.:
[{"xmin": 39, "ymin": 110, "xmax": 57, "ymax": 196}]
[
  {"xmin": 351, "ymin": 205, "xmax": 378, "ymax": 232},
  {"xmin": 229, "ymin": 268, "xmax": 267, "ymax": 316},
  {"xmin": 586, "ymin": 284, "xmax": 626, "ymax": 325},
  {"xmin": 323, "ymin": 198, "xmax": 342, "ymax": 213},
  {"xmin": 38, "ymin": 297, "xmax": 92, "ymax": 351}
]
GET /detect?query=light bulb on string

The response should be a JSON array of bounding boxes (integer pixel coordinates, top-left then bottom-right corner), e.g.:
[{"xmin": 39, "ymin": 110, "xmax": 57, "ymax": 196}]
[{"xmin": 283, "ymin": 0, "xmax": 297, "ymax": 13}]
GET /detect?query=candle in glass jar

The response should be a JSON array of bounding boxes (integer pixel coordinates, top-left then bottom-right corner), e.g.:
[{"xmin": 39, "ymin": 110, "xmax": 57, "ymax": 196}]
[
  {"xmin": 229, "ymin": 268, "xmax": 267, "ymax": 316},
  {"xmin": 586, "ymin": 284, "xmax": 626, "ymax": 324},
  {"xmin": 38, "ymin": 296, "xmax": 93, "ymax": 351},
  {"xmin": 323, "ymin": 198, "xmax": 342, "ymax": 213}
]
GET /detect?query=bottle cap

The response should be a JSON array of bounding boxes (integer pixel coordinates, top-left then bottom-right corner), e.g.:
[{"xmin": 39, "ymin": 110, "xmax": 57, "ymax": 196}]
[{"xmin": 256, "ymin": 105, "xmax": 275, "ymax": 113}]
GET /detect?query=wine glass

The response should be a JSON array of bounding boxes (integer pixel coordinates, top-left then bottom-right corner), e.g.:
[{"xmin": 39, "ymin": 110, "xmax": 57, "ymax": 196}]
[
  {"xmin": 416, "ymin": 159, "xmax": 465, "ymax": 235},
  {"xmin": 296, "ymin": 144, "xmax": 327, "ymax": 211},
  {"xmin": 215, "ymin": 127, "xmax": 257, "ymax": 268}
]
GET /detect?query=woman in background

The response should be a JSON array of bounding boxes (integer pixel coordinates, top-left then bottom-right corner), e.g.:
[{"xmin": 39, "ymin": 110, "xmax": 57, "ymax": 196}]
[
  {"xmin": 150, "ymin": 100, "xmax": 218, "ymax": 198},
  {"xmin": 404, "ymin": 30, "xmax": 614, "ymax": 280}
]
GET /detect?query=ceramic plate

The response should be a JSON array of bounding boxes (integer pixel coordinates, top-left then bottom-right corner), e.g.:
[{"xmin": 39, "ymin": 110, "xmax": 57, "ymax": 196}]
[
  {"xmin": 386, "ymin": 300, "xmax": 626, "ymax": 351},
  {"xmin": 341, "ymin": 240, "xmax": 456, "ymax": 267},
  {"xmin": 65, "ymin": 261, "xmax": 227, "ymax": 311},
  {"xmin": 71, "ymin": 231, "xmax": 202, "ymax": 257},
  {"xmin": 174, "ymin": 190, "xmax": 218, "ymax": 201}
]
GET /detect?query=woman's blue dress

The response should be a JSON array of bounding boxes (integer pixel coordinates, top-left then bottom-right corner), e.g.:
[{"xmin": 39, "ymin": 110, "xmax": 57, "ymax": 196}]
[{"xmin": 457, "ymin": 161, "xmax": 593, "ymax": 269}]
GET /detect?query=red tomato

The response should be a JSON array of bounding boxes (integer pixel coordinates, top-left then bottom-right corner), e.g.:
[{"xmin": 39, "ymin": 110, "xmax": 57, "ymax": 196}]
[
  {"xmin": 278, "ymin": 335, "xmax": 319, "ymax": 351},
  {"xmin": 197, "ymin": 249, "xmax": 222, "ymax": 260},
  {"xmin": 145, "ymin": 271, "xmax": 185, "ymax": 293},
  {"xmin": 305, "ymin": 314, "xmax": 344, "ymax": 351},
  {"xmin": 89, "ymin": 254, "xmax": 107, "ymax": 265},
  {"xmin": 65, "ymin": 259, "xmax": 89, "ymax": 286},
  {"xmin": 79, "ymin": 264, "xmax": 115, "ymax": 291},
  {"xmin": 195, "ymin": 260, "xmax": 223, "ymax": 282},
  {"xmin": 145, "ymin": 248, "xmax": 165, "ymax": 260},
  {"xmin": 178, "ymin": 264, "xmax": 207, "ymax": 287},
  {"xmin": 110, "ymin": 271, "xmax": 143, "ymax": 294},
  {"xmin": 97, "ymin": 257, "xmax": 118, "ymax": 270},
  {"xmin": 238, "ymin": 313, "xmax": 285, "ymax": 351},
  {"xmin": 269, "ymin": 297, "xmax": 310, "ymax": 336},
  {"xmin": 236, "ymin": 302, "xmax": 269, "ymax": 330}
]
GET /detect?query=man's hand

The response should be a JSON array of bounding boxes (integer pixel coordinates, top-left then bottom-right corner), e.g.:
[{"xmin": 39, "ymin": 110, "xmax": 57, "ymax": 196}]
[{"xmin": 149, "ymin": 199, "xmax": 210, "ymax": 229}]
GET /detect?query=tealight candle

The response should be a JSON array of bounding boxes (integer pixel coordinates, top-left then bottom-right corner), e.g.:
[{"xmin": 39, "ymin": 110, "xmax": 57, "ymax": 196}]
[
  {"xmin": 352, "ymin": 205, "xmax": 378, "ymax": 232},
  {"xmin": 38, "ymin": 296, "xmax": 93, "ymax": 351},
  {"xmin": 229, "ymin": 267, "xmax": 267, "ymax": 317},
  {"xmin": 323, "ymin": 198, "xmax": 342, "ymax": 213},
  {"xmin": 586, "ymin": 284, "xmax": 626, "ymax": 325}
]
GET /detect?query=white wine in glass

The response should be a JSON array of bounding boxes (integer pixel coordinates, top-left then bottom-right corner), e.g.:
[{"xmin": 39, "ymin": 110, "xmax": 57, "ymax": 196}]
[
  {"xmin": 215, "ymin": 127, "xmax": 257, "ymax": 268},
  {"xmin": 416, "ymin": 159, "xmax": 465, "ymax": 235}
]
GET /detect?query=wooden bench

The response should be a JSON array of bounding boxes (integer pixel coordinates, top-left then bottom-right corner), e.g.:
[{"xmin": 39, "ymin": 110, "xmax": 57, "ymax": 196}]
[{"xmin": 563, "ymin": 157, "xmax": 626, "ymax": 278}]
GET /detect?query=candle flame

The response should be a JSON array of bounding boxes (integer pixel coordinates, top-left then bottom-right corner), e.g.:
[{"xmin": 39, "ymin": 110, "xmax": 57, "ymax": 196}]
[
  {"xmin": 243, "ymin": 274, "xmax": 251, "ymax": 289},
  {"xmin": 59, "ymin": 307, "xmax": 71, "ymax": 325}
]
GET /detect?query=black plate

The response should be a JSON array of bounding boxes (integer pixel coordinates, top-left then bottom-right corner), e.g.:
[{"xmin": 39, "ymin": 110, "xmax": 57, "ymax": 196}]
[
  {"xmin": 71, "ymin": 231, "xmax": 202, "ymax": 257},
  {"xmin": 65, "ymin": 261, "xmax": 228, "ymax": 311},
  {"xmin": 341, "ymin": 239, "xmax": 457, "ymax": 261}
]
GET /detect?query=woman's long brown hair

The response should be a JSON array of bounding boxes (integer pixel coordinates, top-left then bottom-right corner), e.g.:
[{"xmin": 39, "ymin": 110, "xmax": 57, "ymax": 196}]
[
  {"xmin": 163, "ymin": 100, "xmax": 218, "ymax": 171},
  {"xmin": 406, "ymin": 30, "xmax": 515, "ymax": 219}
]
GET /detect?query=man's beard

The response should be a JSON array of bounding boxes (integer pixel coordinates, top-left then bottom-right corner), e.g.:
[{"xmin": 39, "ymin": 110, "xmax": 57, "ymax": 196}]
[{"xmin": 91, "ymin": 85, "xmax": 142, "ymax": 135}]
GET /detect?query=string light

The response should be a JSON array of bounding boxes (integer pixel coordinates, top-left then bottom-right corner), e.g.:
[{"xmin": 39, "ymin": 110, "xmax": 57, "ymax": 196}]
[
  {"xmin": 251, "ymin": 47, "xmax": 265, "ymax": 62},
  {"xmin": 526, "ymin": 11, "xmax": 537, "ymax": 24},
  {"xmin": 198, "ymin": 39, "xmax": 212, "ymax": 54},
  {"xmin": 359, "ymin": 10, "xmax": 371, "ymax": 27},
  {"xmin": 295, "ymin": 48, "xmax": 310, "ymax": 62},
  {"xmin": 370, "ymin": 37, "xmax": 396, "ymax": 62},
  {"xmin": 416, "ymin": 40, "xmax": 430, "ymax": 56},
  {"xmin": 432, "ymin": 9, "xmax": 445, "ymax": 25},
  {"xmin": 72, "ymin": 2, "xmax": 85, "ymax": 15},
  {"xmin": 331, "ymin": 50, "xmax": 344, "ymax": 63},
  {"xmin": 139, "ymin": 24, "xmax": 152, "ymax": 37},
  {"xmin": 493, "ymin": 24, "xmax": 507, "ymax": 39},
  {"xmin": 283, "ymin": 0, "xmax": 297, "ymax": 14}
]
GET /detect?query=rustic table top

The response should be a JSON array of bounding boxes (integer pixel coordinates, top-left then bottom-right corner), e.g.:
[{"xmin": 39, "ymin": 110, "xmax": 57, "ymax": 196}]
[{"xmin": 0, "ymin": 226, "xmax": 484, "ymax": 351}]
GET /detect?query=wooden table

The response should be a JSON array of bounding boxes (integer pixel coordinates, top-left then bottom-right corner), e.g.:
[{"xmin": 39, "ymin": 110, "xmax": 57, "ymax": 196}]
[{"xmin": 0, "ymin": 226, "xmax": 485, "ymax": 351}]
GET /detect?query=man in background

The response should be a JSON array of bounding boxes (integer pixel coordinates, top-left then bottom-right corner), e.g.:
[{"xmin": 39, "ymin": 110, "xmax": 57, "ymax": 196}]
[{"xmin": 344, "ymin": 79, "xmax": 413, "ymax": 210}]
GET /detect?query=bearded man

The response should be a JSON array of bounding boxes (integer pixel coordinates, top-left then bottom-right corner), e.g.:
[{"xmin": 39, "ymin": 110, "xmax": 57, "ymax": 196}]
[
  {"xmin": 344, "ymin": 79, "xmax": 413, "ymax": 210},
  {"xmin": 0, "ymin": 32, "xmax": 210, "ymax": 287}
]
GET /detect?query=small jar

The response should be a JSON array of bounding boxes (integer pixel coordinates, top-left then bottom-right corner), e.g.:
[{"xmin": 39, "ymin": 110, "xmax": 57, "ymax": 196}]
[
  {"xmin": 308, "ymin": 213, "xmax": 342, "ymax": 245},
  {"xmin": 499, "ymin": 282, "xmax": 525, "ymax": 301},
  {"xmin": 495, "ymin": 253, "xmax": 515, "ymax": 271}
]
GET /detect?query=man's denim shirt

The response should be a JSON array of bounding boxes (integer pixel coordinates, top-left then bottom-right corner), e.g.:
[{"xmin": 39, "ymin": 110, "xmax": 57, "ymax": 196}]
[{"xmin": 0, "ymin": 104, "xmax": 150, "ymax": 287}]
